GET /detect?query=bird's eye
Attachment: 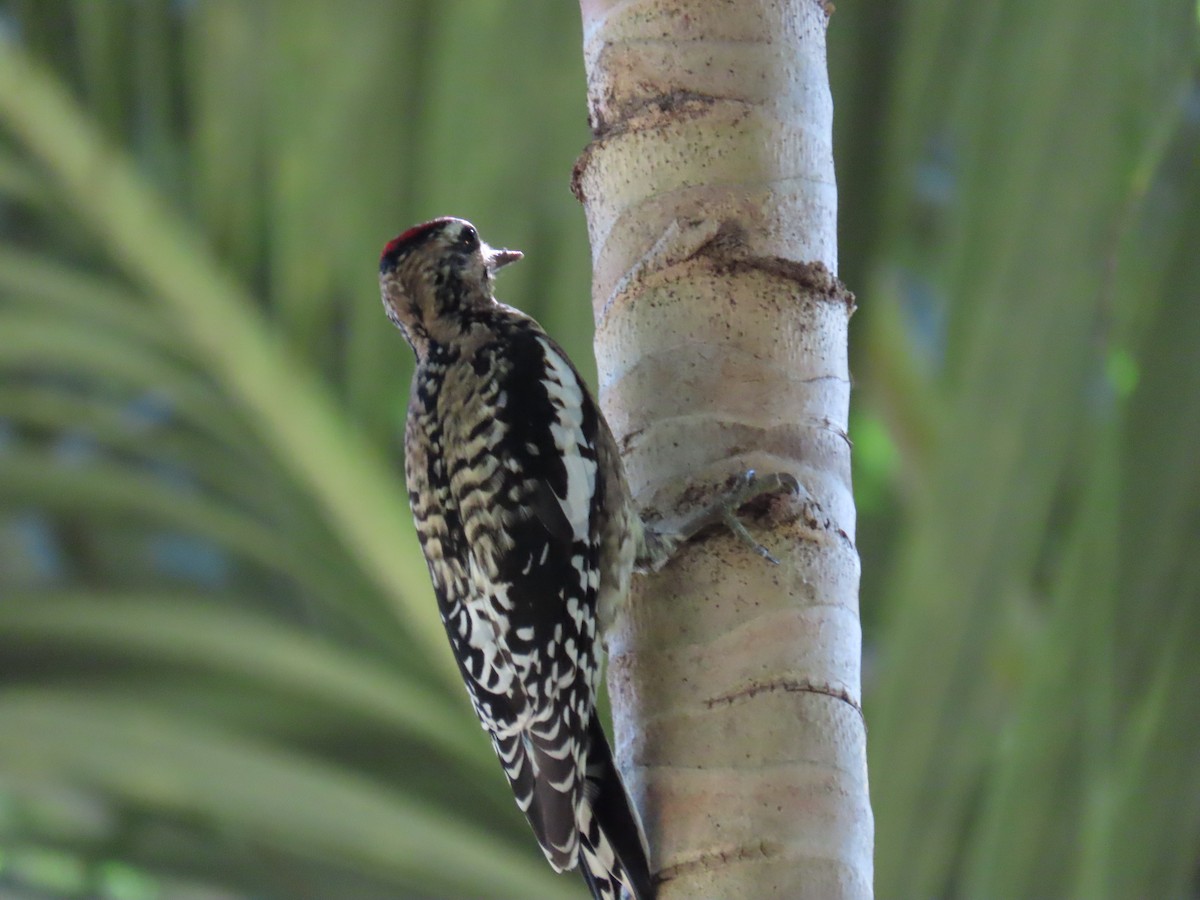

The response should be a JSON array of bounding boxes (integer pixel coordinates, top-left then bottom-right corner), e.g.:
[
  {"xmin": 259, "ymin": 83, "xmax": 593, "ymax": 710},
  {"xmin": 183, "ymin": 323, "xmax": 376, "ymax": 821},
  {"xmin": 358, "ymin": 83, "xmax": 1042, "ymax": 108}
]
[{"xmin": 459, "ymin": 226, "xmax": 479, "ymax": 251}]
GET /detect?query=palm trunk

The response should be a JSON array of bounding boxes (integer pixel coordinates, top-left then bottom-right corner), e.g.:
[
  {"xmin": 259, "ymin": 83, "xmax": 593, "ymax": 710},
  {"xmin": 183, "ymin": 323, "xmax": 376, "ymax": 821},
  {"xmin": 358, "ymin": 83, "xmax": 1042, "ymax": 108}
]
[{"xmin": 574, "ymin": 0, "xmax": 872, "ymax": 896}]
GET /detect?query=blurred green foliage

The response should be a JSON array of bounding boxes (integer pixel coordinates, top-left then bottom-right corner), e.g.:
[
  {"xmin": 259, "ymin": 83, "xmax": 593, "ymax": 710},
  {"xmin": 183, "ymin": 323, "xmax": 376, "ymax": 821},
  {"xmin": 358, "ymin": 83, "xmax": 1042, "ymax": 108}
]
[{"xmin": 0, "ymin": 1, "xmax": 1197, "ymax": 898}]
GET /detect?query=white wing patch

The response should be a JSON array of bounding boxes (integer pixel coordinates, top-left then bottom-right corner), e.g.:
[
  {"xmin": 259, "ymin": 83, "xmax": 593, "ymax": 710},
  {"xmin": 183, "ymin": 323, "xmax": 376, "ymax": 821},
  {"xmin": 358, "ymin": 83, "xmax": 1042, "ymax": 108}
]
[{"xmin": 538, "ymin": 338, "xmax": 597, "ymax": 543}]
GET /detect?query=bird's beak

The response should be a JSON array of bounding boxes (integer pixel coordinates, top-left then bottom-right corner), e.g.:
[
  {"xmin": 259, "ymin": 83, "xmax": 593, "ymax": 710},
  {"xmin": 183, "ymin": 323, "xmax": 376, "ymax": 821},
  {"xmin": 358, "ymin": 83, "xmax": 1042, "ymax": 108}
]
[{"xmin": 485, "ymin": 246, "xmax": 524, "ymax": 272}]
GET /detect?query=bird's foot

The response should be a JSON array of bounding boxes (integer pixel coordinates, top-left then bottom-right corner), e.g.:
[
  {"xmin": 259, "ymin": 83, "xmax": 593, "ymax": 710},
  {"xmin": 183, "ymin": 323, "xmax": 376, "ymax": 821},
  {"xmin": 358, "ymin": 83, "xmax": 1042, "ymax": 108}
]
[
  {"xmin": 714, "ymin": 470, "xmax": 798, "ymax": 565},
  {"xmin": 639, "ymin": 470, "xmax": 799, "ymax": 571}
]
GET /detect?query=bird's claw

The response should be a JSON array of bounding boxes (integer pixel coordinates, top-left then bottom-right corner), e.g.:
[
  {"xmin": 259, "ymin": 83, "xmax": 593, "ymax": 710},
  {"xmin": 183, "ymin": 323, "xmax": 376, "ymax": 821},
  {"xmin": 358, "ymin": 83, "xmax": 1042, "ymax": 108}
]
[
  {"xmin": 721, "ymin": 507, "xmax": 781, "ymax": 565},
  {"xmin": 720, "ymin": 469, "xmax": 798, "ymax": 565},
  {"xmin": 642, "ymin": 469, "xmax": 799, "ymax": 571}
]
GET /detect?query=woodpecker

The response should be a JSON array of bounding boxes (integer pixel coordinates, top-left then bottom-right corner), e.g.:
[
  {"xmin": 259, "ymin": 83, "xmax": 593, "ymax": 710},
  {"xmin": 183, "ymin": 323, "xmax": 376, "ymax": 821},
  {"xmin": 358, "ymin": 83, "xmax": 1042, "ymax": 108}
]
[{"xmin": 380, "ymin": 217, "xmax": 794, "ymax": 900}]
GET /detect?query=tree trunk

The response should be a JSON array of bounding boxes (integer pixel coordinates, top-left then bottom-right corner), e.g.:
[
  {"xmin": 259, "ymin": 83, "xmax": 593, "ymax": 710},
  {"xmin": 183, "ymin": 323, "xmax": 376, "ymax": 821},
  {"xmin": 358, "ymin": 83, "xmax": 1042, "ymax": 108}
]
[{"xmin": 573, "ymin": 0, "xmax": 872, "ymax": 897}]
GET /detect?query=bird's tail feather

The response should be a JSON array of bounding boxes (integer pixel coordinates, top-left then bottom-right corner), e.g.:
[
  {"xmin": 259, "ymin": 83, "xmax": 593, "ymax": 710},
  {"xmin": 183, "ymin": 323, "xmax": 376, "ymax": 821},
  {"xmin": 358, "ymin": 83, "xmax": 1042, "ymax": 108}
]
[{"xmin": 577, "ymin": 713, "xmax": 655, "ymax": 900}]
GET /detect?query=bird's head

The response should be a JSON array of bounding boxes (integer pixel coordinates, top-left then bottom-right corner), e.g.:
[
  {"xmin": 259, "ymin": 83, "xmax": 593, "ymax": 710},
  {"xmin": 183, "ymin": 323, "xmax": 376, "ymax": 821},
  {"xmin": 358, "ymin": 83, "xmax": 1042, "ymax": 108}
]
[{"xmin": 379, "ymin": 217, "xmax": 523, "ymax": 354}]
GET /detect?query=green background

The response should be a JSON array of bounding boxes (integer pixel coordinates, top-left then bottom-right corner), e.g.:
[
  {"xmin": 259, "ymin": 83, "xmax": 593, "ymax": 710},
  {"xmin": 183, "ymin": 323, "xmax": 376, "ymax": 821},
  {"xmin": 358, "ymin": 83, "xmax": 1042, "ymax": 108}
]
[{"xmin": 0, "ymin": 1, "xmax": 1198, "ymax": 898}]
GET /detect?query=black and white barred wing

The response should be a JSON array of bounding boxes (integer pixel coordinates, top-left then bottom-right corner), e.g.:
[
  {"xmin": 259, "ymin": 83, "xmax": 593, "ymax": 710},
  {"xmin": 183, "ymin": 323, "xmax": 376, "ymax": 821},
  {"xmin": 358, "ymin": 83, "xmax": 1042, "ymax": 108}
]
[{"xmin": 444, "ymin": 329, "xmax": 604, "ymax": 873}]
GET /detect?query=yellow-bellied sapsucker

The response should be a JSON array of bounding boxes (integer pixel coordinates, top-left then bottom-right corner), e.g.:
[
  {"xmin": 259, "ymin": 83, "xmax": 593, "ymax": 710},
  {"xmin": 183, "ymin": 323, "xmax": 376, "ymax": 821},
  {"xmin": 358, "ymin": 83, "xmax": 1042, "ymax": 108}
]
[
  {"xmin": 381, "ymin": 217, "xmax": 653, "ymax": 900},
  {"xmin": 380, "ymin": 217, "xmax": 794, "ymax": 900}
]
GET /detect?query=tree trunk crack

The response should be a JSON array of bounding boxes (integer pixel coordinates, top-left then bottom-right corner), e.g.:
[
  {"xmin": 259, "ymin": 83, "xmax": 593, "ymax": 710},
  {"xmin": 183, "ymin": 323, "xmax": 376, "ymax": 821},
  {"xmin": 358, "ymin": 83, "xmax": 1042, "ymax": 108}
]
[
  {"xmin": 692, "ymin": 224, "xmax": 856, "ymax": 311},
  {"xmin": 656, "ymin": 839, "xmax": 786, "ymax": 886},
  {"xmin": 704, "ymin": 676, "xmax": 862, "ymax": 717},
  {"xmin": 587, "ymin": 90, "xmax": 736, "ymax": 142}
]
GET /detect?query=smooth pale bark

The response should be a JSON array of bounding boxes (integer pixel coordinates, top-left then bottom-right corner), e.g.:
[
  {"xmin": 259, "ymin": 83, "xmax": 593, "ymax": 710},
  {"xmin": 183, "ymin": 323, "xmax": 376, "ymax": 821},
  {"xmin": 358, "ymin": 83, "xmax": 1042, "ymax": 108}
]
[{"xmin": 574, "ymin": 1, "xmax": 871, "ymax": 897}]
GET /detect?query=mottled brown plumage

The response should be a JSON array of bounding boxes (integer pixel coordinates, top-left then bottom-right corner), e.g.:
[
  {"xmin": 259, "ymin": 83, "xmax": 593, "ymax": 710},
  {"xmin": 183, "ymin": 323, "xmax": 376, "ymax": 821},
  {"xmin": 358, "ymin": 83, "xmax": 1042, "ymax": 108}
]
[{"xmin": 381, "ymin": 217, "xmax": 653, "ymax": 900}]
